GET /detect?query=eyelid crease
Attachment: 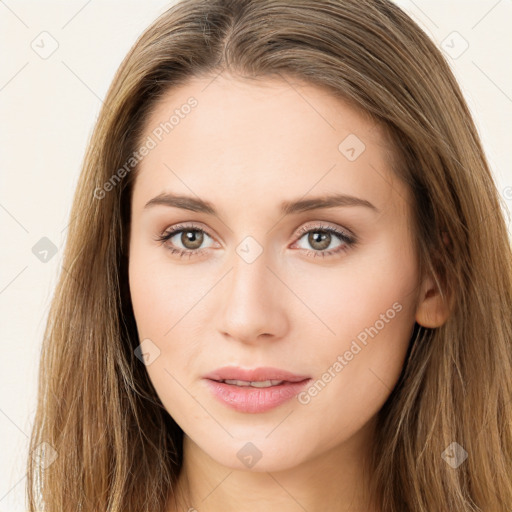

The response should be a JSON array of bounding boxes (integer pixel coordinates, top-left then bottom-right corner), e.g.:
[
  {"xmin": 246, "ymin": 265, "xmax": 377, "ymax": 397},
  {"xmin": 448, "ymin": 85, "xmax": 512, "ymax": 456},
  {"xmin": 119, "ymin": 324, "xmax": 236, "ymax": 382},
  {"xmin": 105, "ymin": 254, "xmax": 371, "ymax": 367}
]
[{"xmin": 294, "ymin": 221, "xmax": 356, "ymax": 244}]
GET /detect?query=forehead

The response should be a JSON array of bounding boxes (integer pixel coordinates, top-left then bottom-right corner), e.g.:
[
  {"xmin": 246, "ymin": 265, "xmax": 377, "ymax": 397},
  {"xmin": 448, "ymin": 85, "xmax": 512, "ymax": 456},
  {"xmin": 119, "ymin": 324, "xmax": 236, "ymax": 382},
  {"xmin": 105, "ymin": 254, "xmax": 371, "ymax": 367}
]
[{"xmin": 132, "ymin": 73, "xmax": 407, "ymax": 218}]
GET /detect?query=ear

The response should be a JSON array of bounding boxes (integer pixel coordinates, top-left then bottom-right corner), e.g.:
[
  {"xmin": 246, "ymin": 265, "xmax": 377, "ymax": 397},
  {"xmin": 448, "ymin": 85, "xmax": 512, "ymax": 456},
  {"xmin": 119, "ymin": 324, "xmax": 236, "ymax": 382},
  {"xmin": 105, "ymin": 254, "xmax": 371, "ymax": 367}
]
[
  {"xmin": 415, "ymin": 232, "xmax": 453, "ymax": 328},
  {"xmin": 415, "ymin": 273, "xmax": 452, "ymax": 328}
]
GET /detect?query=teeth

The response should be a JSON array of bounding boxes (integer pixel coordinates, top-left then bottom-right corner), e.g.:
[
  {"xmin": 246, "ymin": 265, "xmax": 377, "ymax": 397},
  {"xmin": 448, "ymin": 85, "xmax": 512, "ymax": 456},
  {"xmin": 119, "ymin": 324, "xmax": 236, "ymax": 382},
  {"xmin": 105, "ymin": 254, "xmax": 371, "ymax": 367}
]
[{"xmin": 222, "ymin": 379, "xmax": 284, "ymax": 387}]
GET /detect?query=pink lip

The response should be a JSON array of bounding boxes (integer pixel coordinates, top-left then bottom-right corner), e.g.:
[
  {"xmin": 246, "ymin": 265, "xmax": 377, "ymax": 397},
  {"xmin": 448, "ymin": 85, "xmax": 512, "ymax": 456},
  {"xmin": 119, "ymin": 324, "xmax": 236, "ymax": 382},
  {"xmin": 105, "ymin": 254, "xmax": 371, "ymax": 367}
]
[{"xmin": 202, "ymin": 366, "xmax": 311, "ymax": 413}]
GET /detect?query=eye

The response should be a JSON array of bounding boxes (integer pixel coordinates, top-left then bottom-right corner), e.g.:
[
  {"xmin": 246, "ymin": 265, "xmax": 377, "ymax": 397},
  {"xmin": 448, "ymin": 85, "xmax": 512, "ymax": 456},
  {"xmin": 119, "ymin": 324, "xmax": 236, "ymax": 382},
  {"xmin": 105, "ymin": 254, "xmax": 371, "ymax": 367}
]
[
  {"xmin": 292, "ymin": 223, "xmax": 356, "ymax": 258},
  {"xmin": 155, "ymin": 223, "xmax": 215, "ymax": 258}
]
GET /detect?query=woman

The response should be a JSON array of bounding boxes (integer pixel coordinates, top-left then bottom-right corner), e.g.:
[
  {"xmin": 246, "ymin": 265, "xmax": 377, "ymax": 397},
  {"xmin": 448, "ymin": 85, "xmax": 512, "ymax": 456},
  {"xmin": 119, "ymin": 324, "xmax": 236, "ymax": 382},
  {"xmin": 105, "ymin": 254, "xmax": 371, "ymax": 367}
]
[{"xmin": 26, "ymin": 0, "xmax": 512, "ymax": 510}]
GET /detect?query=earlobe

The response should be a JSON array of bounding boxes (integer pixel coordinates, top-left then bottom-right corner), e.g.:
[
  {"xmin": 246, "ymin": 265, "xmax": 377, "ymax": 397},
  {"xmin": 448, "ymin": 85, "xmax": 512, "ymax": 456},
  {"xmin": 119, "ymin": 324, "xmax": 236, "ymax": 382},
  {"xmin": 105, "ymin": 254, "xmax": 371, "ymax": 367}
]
[{"xmin": 415, "ymin": 273, "xmax": 452, "ymax": 328}]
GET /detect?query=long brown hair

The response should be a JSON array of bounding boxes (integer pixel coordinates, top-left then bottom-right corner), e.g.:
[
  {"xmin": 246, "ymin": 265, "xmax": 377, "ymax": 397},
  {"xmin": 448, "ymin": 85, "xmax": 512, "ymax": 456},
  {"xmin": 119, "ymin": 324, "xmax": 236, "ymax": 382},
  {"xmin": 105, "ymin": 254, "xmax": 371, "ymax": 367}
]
[{"xmin": 26, "ymin": 0, "xmax": 512, "ymax": 510}]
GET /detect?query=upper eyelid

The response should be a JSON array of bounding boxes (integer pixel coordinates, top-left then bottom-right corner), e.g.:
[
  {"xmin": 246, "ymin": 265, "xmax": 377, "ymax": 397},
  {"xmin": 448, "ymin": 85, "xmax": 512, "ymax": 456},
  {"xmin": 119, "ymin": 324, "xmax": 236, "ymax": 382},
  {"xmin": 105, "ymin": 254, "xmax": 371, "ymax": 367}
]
[{"xmin": 295, "ymin": 222, "xmax": 354, "ymax": 238}]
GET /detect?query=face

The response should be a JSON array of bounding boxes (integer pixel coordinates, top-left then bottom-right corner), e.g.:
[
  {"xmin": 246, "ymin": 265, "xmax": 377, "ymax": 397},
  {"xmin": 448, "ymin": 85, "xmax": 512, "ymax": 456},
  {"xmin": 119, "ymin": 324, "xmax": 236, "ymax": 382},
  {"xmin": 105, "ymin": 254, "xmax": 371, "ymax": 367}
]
[{"xmin": 128, "ymin": 73, "xmax": 423, "ymax": 472}]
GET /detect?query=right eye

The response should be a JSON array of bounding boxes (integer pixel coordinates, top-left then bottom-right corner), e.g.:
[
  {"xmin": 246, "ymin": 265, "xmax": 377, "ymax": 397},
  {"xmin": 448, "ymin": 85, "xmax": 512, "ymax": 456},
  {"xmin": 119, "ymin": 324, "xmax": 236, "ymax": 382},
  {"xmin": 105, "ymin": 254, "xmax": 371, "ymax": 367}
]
[{"xmin": 155, "ymin": 223, "xmax": 216, "ymax": 258}]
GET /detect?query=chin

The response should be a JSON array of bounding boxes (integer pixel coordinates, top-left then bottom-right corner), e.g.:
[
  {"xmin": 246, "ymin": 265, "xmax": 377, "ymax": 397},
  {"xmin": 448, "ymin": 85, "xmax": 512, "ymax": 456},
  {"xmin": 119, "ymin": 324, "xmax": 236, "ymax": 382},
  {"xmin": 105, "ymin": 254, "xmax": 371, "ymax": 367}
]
[{"xmin": 195, "ymin": 434, "xmax": 310, "ymax": 473}]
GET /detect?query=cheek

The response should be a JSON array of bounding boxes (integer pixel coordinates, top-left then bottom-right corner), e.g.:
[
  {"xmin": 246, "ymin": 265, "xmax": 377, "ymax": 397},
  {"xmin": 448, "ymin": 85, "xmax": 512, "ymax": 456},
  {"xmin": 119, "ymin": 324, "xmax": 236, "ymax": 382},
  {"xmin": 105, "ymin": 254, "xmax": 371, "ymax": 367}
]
[
  {"xmin": 293, "ymin": 240, "xmax": 418, "ymax": 428},
  {"xmin": 128, "ymin": 239, "xmax": 208, "ymax": 339},
  {"xmin": 128, "ymin": 258, "xmax": 171, "ymax": 340},
  {"xmin": 128, "ymin": 246, "xmax": 208, "ymax": 424},
  {"xmin": 128, "ymin": 241, "xmax": 218, "ymax": 381}
]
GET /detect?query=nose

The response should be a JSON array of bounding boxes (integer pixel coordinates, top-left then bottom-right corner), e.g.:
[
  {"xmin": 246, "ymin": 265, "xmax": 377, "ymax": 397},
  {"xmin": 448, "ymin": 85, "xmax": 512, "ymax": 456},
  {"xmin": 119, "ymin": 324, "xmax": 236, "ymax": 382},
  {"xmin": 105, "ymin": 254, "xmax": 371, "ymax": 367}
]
[{"xmin": 216, "ymin": 247, "xmax": 289, "ymax": 345}]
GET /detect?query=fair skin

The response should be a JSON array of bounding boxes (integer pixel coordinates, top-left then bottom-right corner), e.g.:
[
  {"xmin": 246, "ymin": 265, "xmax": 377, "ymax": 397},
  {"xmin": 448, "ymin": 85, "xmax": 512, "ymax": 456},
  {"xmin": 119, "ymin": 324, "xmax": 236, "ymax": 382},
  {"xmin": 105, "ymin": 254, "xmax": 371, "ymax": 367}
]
[{"xmin": 128, "ymin": 73, "xmax": 449, "ymax": 512}]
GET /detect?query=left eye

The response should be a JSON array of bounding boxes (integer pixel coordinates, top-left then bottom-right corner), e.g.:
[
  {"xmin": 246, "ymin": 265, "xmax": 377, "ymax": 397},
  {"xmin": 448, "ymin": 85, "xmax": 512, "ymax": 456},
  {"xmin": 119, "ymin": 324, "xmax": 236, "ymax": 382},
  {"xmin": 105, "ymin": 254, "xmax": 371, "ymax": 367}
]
[
  {"xmin": 295, "ymin": 228, "xmax": 347, "ymax": 252},
  {"xmin": 292, "ymin": 224, "xmax": 356, "ymax": 257}
]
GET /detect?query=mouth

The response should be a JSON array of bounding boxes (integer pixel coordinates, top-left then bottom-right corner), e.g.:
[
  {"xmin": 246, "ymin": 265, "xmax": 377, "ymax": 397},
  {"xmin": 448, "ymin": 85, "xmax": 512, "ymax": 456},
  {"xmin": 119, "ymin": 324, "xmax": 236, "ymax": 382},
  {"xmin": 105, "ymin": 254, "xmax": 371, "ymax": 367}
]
[{"xmin": 202, "ymin": 367, "xmax": 311, "ymax": 413}]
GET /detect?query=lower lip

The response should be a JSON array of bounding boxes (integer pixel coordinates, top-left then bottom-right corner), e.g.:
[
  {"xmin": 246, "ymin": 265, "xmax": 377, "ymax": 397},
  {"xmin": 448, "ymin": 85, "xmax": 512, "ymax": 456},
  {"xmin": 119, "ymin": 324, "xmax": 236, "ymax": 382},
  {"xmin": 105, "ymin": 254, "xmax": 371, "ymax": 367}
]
[{"xmin": 203, "ymin": 378, "xmax": 311, "ymax": 413}]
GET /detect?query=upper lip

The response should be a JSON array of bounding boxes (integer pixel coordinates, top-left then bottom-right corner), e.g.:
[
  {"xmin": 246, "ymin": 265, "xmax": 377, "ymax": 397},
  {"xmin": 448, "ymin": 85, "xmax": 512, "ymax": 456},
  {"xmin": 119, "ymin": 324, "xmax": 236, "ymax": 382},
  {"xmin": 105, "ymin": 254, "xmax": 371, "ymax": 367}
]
[{"xmin": 203, "ymin": 366, "xmax": 310, "ymax": 383}]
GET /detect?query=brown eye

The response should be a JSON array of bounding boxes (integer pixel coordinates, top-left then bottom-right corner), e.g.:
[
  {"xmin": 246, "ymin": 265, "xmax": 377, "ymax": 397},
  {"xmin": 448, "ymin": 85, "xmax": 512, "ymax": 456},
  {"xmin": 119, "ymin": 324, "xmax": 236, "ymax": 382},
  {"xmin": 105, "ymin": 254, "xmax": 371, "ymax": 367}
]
[
  {"xmin": 180, "ymin": 229, "xmax": 204, "ymax": 250},
  {"xmin": 156, "ymin": 224, "xmax": 215, "ymax": 256},
  {"xmin": 307, "ymin": 231, "xmax": 332, "ymax": 251},
  {"xmin": 293, "ymin": 223, "xmax": 356, "ymax": 258}
]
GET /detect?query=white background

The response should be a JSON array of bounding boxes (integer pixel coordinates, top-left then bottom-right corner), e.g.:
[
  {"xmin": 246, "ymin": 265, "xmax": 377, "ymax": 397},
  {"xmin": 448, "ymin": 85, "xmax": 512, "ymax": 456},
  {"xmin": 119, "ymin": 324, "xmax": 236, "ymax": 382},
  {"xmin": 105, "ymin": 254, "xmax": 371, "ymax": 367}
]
[{"xmin": 1, "ymin": 1, "xmax": 511, "ymax": 509}]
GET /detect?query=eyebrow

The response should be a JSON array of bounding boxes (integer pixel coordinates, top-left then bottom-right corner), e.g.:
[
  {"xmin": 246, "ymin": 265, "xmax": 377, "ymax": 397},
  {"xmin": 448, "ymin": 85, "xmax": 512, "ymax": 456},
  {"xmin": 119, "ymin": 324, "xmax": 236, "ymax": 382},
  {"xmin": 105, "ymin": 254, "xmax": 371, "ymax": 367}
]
[{"xmin": 144, "ymin": 192, "xmax": 379, "ymax": 215}]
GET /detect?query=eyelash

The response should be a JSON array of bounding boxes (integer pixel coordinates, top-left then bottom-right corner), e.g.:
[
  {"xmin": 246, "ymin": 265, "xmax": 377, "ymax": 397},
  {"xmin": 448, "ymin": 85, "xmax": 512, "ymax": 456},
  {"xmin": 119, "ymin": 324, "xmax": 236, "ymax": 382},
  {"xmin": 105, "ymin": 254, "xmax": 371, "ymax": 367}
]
[{"xmin": 155, "ymin": 222, "xmax": 357, "ymax": 259}]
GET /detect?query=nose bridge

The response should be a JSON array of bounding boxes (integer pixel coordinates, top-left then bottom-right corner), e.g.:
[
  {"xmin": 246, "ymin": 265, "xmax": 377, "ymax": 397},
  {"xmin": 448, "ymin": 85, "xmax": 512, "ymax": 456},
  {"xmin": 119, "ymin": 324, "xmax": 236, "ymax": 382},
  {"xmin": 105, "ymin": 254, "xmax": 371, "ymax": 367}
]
[
  {"xmin": 217, "ymin": 239, "xmax": 288, "ymax": 342},
  {"xmin": 230, "ymin": 243, "xmax": 270, "ymax": 304}
]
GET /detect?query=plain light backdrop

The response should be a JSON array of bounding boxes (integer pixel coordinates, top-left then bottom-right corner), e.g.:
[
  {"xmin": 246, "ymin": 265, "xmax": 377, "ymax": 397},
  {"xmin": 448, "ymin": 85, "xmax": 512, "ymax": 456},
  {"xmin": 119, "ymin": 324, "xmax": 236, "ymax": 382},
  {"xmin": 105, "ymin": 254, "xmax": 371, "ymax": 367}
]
[{"xmin": 1, "ymin": 1, "xmax": 511, "ymax": 510}]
